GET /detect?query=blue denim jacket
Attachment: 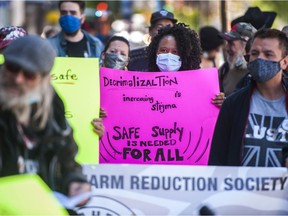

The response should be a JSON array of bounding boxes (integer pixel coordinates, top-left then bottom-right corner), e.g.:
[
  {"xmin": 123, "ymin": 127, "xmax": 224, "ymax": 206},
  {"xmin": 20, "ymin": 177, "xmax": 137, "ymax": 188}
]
[{"xmin": 48, "ymin": 30, "xmax": 104, "ymax": 58}]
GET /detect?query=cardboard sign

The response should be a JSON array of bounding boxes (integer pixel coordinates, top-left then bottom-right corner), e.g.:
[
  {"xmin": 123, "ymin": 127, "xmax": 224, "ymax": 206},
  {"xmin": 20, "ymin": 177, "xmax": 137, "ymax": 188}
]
[
  {"xmin": 100, "ymin": 68, "xmax": 220, "ymax": 165},
  {"xmin": 51, "ymin": 57, "xmax": 100, "ymax": 164}
]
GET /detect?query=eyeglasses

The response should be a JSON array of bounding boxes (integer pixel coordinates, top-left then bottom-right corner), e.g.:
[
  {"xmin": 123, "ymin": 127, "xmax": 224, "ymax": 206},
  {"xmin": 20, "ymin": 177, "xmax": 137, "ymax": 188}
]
[{"xmin": 4, "ymin": 62, "xmax": 37, "ymax": 80}]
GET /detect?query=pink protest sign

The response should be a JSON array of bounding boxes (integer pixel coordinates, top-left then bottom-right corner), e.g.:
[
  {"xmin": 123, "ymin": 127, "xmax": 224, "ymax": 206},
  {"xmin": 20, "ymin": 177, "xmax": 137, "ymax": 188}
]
[{"xmin": 100, "ymin": 68, "xmax": 220, "ymax": 165}]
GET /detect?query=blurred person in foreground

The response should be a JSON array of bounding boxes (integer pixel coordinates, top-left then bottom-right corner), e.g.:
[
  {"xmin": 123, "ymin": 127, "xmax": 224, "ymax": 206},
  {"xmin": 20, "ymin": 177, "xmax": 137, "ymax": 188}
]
[
  {"xmin": 128, "ymin": 9, "xmax": 177, "ymax": 72},
  {"xmin": 48, "ymin": 0, "xmax": 103, "ymax": 58},
  {"xmin": 209, "ymin": 29, "xmax": 288, "ymax": 167},
  {"xmin": 148, "ymin": 23, "xmax": 225, "ymax": 107},
  {"xmin": 218, "ymin": 22, "xmax": 257, "ymax": 97},
  {"xmin": 0, "ymin": 26, "xmax": 27, "ymax": 53},
  {"xmin": 199, "ymin": 26, "xmax": 225, "ymax": 68},
  {"xmin": 0, "ymin": 35, "xmax": 91, "ymax": 200}
]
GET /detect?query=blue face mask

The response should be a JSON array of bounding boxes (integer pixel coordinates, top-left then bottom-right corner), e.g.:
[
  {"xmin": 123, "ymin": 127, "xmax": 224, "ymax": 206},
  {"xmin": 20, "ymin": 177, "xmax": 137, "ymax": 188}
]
[
  {"xmin": 248, "ymin": 58, "xmax": 281, "ymax": 83},
  {"xmin": 59, "ymin": 15, "xmax": 81, "ymax": 34}
]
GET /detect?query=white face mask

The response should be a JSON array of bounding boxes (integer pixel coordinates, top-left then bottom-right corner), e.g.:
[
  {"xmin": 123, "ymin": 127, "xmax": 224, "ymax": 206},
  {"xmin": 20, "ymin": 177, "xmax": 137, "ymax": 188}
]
[{"xmin": 156, "ymin": 53, "xmax": 182, "ymax": 72}]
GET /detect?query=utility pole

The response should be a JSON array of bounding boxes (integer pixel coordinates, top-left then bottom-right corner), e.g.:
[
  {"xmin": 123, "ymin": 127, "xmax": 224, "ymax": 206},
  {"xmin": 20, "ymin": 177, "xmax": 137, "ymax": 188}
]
[
  {"xmin": 220, "ymin": 0, "xmax": 227, "ymax": 62},
  {"xmin": 220, "ymin": 0, "xmax": 227, "ymax": 33},
  {"xmin": 10, "ymin": 0, "xmax": 25, "ymax": 26}
]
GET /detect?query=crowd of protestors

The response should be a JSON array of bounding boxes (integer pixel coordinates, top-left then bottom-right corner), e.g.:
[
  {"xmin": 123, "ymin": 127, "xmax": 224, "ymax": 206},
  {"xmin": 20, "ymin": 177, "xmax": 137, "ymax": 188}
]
[{"xmin": 0, "ymin": 0, "xmax": 288, "ymax": 213}]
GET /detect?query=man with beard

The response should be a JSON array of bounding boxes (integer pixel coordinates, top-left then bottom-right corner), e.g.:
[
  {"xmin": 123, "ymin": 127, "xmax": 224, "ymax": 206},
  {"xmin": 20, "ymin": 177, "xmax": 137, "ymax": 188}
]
[
  {"xmin": 0, "ymin": 35, "xmax": 91, "ymax": 200},
  {"xmin": 209, "ymin": 29, "xmax": 288, "ymax": 167},
  {"xmin": 218, "ymin": 22, "xmax": 256, "ymax": 96},
  {"xmin": 48, "ymin": 0, "xmax": 103, "ymax": 57}
]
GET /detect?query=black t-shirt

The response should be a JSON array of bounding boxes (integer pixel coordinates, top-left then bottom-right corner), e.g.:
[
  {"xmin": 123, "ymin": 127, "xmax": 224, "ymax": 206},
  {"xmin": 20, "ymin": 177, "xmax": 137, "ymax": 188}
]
[{"xmin": 66, "ymin": 36, "xmax": 88, "ymax": 57}]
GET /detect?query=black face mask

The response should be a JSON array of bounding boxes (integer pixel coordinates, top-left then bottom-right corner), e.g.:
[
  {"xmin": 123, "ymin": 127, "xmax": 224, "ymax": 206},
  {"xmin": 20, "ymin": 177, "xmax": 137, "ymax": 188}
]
[{"xmin": 248, "ymin": 58, "xmax": 281, "ymax": 83}]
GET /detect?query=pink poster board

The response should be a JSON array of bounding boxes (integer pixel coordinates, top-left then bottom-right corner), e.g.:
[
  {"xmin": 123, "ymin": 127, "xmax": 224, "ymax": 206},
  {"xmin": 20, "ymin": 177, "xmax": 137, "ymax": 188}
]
[{"xmin": 100, "ymin": 68, "xmax": 220, "ymax": 165}]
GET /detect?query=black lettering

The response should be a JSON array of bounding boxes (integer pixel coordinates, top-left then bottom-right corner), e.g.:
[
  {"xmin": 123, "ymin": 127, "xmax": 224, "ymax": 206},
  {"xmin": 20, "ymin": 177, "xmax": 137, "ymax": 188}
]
[
  {"xmin": 112, "ymin": 126, "xmax": 122, "ymax": 140},
  {"xmin": 155, "ymin": 148, "xmax": 165, "ymax": 161},
  {"xmin": 112, "ymin": 126, "xmax": 140, "ymax": 140},
  {"xmin": 52, "ymin": 69, "xmax": 78, "ymax": 81},
  {"xmin": 151, "ymin": 126, "xmax": 159, "ymax": 138},
  {"xmin": 175, "ymin": 149, "xmax": 184, "ymax": 161},
  {"xmin": 130, "ymin": 149, "xmax": 142, "ymax": 159},
  {"xmin": 104, "ymin": 77, "xmax": 109, "ymax": 86},
  {"xmin": 123, "ymin": 147, "xmax": 131, "ymax": 159},
  {"xmin": 143, "ymin": 149, "xmax": 152, "ymax": 162},
  {"xmin": 167, "ymin": 149, "xmax": 175, "ymax": 161}
]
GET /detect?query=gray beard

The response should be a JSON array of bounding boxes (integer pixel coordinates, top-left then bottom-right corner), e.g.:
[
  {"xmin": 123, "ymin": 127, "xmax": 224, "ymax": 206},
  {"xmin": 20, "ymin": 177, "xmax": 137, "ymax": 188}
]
[{"xmin": 227, "ymin": 55, "xmax": 247, "ymax": 70}]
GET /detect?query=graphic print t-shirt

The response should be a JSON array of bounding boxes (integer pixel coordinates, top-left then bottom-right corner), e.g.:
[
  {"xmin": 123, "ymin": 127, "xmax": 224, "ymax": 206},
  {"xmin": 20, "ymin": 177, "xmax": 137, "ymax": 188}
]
[{"xmin": 242, "ymin": 90, "xmax": 288, "ymax": 167}]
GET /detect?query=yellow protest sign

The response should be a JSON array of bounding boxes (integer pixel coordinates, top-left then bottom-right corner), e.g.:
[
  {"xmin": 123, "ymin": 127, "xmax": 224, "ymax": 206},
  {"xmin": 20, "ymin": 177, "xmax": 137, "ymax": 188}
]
[
  {"xmin": 0, "ymin": 175, "xmax": 68, "ymax": 215},
  {"xmin": 51, "ymin": 57, "xmax": 100, "ymax": 164},
  {"xmin": 0, "ymin": 54, "xmax": 4, "ymax": 64}
]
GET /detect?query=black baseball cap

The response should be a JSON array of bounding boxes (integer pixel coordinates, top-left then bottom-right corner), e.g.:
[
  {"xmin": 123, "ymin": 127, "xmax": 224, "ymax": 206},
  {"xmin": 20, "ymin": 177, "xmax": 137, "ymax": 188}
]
[{"xmin": 150, "ymin": 10, "xmax": 177, "ymax": 26}]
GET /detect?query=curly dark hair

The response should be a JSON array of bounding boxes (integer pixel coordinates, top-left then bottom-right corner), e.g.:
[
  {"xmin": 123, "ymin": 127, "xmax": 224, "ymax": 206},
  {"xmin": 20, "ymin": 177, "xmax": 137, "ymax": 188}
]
[{"xmin": 148, "ymin": 23, "xmax": 202, "ymax": 72}]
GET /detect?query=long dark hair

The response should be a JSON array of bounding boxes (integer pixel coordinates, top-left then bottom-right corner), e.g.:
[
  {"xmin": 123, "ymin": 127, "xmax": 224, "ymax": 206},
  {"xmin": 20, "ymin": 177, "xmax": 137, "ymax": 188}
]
[{"xmin": 148, "ymin": 23, "xmax": 202, "ymax": 72}]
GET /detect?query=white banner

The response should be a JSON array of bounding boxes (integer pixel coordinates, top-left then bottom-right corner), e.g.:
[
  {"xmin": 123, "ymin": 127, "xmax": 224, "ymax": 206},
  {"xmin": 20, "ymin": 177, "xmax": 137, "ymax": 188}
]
[{"xmin": 76, "ymin": 165, "xmax": 288, "ymax": 215}]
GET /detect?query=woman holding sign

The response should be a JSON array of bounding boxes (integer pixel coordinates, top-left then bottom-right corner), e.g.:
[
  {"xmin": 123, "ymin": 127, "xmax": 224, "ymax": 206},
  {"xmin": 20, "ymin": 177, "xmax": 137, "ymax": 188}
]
[
  {"xmin": 92, "ymin": 35, "xmax": 131, "ymax": 136},
  {"xmin": 147, "ymin": 23, "xmax": 225, "ymax": 107}
]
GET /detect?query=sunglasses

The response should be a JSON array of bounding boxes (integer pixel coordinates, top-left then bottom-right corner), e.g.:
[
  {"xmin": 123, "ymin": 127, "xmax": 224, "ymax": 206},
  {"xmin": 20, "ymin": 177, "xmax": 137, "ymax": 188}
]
[{"xmin": 4, "ymin": 62, "xmax": 37, "ymax": 80}]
